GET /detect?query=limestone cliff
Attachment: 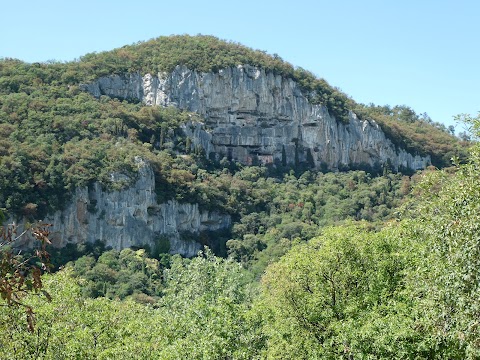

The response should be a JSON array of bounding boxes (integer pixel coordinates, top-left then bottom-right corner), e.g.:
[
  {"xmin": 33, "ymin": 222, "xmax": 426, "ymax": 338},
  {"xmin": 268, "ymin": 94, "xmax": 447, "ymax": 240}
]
[
  {"xmin": 81, "ymin": 65, "xmax": 430, "ymax": 171},
  {"xmin": 39, "ymin": 64, "xmax": 429, "ymax": 256},
  {"xmin": 23, "ymin": 158, "xmax": 230, "ymax": 257}
]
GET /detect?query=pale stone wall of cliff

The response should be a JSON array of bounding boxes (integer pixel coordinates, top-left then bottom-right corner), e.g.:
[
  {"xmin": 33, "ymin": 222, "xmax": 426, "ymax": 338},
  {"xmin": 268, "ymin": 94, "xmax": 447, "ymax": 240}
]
[
  {"xmin": 35, "ymin": 65, "xmax": 430, "ymax": 256},
  {"xmin": 15, "ymin": 158, "xmax": 230, "ymax": 257},
  {"xmin": 81, "ymin": 65, "xmax": 430, "ymax": 171}
]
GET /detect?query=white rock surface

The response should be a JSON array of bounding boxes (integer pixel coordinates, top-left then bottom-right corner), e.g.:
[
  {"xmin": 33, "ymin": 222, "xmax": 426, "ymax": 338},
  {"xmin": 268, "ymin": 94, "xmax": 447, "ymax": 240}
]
[
  {"xmin": 38, "ymin": 65, "xmax": 431, "ymax": 256},
  {"xmin": 35, "ymin": 158, "xmax": 230, "ymax": 257},
  {"xmin": 81, "ymin": 65, "xmax": 431, "ymax": 171}
]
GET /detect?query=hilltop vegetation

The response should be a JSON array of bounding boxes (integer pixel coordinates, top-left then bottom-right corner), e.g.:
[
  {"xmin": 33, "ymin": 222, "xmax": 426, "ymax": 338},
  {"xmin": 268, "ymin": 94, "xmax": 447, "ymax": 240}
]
[
  {"xmin": 355, "ymin": 103, "xmax": 468, "ymax": 167},
  {"xmin": 1, "ymin": 35, "xmax": 465, "ymax": 174},
  {"xmin": 0, "ymin": 35, "xmax": 477, "ymax": 358},
  {"xmin": 0, "ymin": 35, "xmax": 465, "ymax": 220}
]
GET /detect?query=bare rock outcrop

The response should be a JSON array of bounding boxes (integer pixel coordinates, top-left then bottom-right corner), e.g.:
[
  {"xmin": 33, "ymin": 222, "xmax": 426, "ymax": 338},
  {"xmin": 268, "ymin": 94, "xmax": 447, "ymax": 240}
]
[
  {"xmin": 82, "ymin": 65, "xmax": 430, "ymax": 171},
  {"xmin": 18, "ymin": 158, "xmax": 230, "ymax": 257}
]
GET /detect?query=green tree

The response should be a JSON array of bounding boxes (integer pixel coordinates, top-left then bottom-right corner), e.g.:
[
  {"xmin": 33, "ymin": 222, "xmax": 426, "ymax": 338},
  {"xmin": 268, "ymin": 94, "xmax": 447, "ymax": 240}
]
[
  {"xmin": 399, "ymin": 113, "xmax": 480, "ymax": 359},
  {"xmin": 157, "ymin": 249, "xmax": 264, "ymax": 359},
  {"xmin": 260, "ymin": 222, "xmax": 418, "ymax": 359},
  {"xmin": 0, "ymin": 269, "xmax": 159, "ymax": 359}
]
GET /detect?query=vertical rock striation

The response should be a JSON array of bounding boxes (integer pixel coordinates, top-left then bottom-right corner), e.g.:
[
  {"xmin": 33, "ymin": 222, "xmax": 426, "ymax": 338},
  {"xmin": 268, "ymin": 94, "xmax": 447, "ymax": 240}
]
[
  {"xmin": 82, "ymin": 65, "xmax": 430, "ymax": 171},
  {"xmin": 30, "ymin": 158, "xmax": 230, "ymax": 257},
  {"xmin": 40, "ymin": 65, "xmax": 431, "ymax": 255}
]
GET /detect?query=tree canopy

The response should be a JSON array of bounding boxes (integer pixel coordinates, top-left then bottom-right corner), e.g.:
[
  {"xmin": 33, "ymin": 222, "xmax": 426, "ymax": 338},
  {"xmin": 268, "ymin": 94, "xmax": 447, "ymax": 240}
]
[{"xmin": 0, "ymin": 33, "xmax": 477, "ymax": 358}]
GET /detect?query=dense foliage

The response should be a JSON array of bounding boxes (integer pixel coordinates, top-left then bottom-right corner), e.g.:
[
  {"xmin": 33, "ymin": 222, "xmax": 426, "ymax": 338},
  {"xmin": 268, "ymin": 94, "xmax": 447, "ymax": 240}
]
[
  {"xmin": 260, "ymin": 223, "xmax": 417, "ymax": 358},
  {"xmin": 3, "ymin": 114, "xmax": 478, "ymax": 358},
  {"xmin": 0, "ymin": 251, "xmax": 263, "ymax": 359},
  {"xmin": 0, "ymin": 34, "xmax": 477, "ymax": 358},
  {"xmin": 226, "ymin": 169, "xmax": 415, "ymax": 276}
]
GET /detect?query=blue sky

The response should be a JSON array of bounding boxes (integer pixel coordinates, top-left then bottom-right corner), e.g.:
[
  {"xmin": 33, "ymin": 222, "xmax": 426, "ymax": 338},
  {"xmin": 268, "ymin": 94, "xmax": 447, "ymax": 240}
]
[{"xmin": 1, "ymin": 0, "xmax": 478, "ymax": 130}]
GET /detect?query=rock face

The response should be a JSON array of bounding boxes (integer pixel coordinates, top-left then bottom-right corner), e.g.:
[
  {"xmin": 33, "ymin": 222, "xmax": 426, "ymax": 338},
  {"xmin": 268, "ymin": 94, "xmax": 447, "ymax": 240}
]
[
  {"xmin": 82, "ymin": 65, "xmax": 430, "ymax": 171},
  {"xmin": 39, "ymin": 158, "xmax": 230, "ymax": 257},
  {"xmin": 42, "ymin": 65, "xmax": 430, "ymax": 256}
]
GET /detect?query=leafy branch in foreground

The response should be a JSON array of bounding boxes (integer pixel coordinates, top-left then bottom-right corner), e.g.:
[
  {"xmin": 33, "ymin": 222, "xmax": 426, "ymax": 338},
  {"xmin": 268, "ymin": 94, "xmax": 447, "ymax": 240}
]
[{"xmin": 0, "ymin": 216, "xmax": 52, "ymax": 332}]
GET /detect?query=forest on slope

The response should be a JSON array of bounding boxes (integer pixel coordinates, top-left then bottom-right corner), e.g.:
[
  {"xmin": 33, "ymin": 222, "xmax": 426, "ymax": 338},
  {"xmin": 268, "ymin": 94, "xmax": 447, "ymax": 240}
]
[
  {"xmin": 2, "ymin": 116, "xmax": 480, "ymax": 358},
  {"xmin": 0, "ymin": 35, "xmax": 466, "ymax": 219},
  {"xmin": 0, "ymin": 35, "xmax": 477, "ymax": 358}
]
